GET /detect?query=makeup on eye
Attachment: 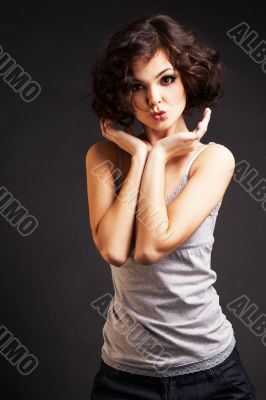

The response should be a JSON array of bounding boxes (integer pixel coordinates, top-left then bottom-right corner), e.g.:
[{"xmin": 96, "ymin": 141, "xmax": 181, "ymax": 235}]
[{"xmin": 131, "ymin": 74, "xmax": 177, "ymax": 93}]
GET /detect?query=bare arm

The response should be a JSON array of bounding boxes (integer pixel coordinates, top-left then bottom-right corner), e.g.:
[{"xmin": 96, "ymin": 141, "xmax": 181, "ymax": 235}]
[
  {"xmin": 86, "ymin": 142, "xmax": 147, "ymax": 267},
  {"xmin": 133, "ymin": 144, "xmax": 235, "ymax": 265}
]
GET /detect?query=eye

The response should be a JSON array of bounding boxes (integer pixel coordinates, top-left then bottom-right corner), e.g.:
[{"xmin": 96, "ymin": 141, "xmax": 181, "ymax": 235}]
[
  {"xmin": 161, "ymin": 75, "xmax": 177, "ymax": 84},
  {"xmin": 131, "ymin": 75, "xmax": 177, "ymax": 93},
  {"xmin": 131, "ymin": 83, "xmax": 143, "ymax": 93}
]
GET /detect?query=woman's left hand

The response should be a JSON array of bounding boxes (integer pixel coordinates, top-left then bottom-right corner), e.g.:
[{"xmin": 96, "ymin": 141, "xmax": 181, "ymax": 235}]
[{"xmin": 153, "ymin": 108, "xmax": 212, "ymax": 162}]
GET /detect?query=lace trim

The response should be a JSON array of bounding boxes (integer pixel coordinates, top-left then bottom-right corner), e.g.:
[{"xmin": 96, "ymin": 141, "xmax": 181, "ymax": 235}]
[
  {"xmin": 165, "ymin": 142, "xmax": 221, "ymax": 209},
  {"xmin": 101, "ymin": 335, "xmax": 236, "ymax": 377},
  {"xmin": 165, "ymin": 174, "xmax": 187, "ymax": 204},
  {"xmin": 165, "ymin": 174, "xmax": 222, "ymax": 215}
]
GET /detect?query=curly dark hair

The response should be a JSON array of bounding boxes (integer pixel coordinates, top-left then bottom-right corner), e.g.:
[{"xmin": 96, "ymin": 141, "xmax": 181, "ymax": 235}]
[{"xmin": 88, "ymin": 13, "xmax": 225, "ymax": 127}]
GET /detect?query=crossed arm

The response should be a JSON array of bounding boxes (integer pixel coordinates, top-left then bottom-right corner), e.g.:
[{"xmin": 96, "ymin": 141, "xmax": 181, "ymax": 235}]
[{"xmin": 133, "ymin": 144, "xmax": 235, "ymax": 265}]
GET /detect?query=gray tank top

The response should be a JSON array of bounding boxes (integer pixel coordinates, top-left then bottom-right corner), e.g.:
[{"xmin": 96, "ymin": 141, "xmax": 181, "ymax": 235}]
[{"xmin": 101, "ymin": 142, "xmax": 236, "ymax": 377}]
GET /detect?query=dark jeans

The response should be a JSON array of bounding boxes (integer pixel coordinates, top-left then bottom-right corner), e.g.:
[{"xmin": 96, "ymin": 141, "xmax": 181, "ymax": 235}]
[{"xmin": 90, "ymin": 345, "xmax": 257, "ymax": 399}]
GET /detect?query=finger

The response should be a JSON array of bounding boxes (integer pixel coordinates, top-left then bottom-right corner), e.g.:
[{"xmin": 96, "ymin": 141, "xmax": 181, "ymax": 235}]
[
  {"xmin": 183, "ymin": 131, "xmax": 201, "ymax": 141},
  {"xmin": 100, "ymin": 119, "xmax": 112, "ymax": 140},
  {"xmin": 103, "ymin": 119, "xmax": 111, "ymax": 132},
  {"xmin": 193, "ymin": 108, "xmax": 211, "ymax": 135},
  {"xmin": 100, "ymin": 118, "xmax": 107, "ymax": 133},
  {"xmin": 99, "ymin": 119, "xmax": 105, "ymax": 136},
  {"xmin": 194, "ymin": 108, "xmax": 211, "ymax": 129},
  {"xmin": 202, "ymin": 107, "xmax": 210, "ymax": 120},
  {"xmin": 101, "ymin": 118, "xmax": 114, "ymax": 136},
  {"xmin": 100, "ymin": 120, "xmax": 107, "ymax": 136}
]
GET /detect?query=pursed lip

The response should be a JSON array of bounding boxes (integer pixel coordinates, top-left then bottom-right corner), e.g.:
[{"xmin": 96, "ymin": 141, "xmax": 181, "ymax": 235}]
[{"xmin": 150, "ymin": 110, "xmax": 166, "ymax": 116}]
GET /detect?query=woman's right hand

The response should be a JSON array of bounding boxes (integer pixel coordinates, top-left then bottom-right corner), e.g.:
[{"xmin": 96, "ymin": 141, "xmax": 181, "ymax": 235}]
[
  {"xmin": 100, "ymin": 118, "xmax": 150, "ymax": 158},
  {"xmin": 153, "ymin": 108, "xmax": 211, "ymax": 162}
]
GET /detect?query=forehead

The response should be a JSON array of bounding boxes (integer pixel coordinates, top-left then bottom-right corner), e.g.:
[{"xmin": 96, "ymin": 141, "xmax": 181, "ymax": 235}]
[{"xmin": 131, "ymin": 48, "xmax": 173, "ymax": 76}]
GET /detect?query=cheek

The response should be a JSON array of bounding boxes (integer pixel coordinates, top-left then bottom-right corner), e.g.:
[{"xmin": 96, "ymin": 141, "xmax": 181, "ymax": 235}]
[
  {"xmin": 169, "ymin": 84, "xmax": 186, "ymax": 104},
  {"xmin": 131, "ymin": 95, "xmax": 145, "ymax": 112}
]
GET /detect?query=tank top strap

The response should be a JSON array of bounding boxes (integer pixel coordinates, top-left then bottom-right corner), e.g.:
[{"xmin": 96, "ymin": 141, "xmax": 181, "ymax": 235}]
[{"xmin": 183, "ymin": 142, "xmax": 216, "ymax": 179}]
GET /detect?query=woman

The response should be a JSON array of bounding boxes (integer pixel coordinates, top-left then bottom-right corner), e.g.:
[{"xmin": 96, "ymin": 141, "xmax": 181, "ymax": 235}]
[{"xmin": 86, "ymin": 13, "xmax": 257, "ymax": 399}]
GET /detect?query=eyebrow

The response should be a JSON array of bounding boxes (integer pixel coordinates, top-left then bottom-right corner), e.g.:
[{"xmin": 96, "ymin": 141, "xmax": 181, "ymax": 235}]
[{"xmin": 132, "ymin": 67, "xmax": 175, "ymax": 83}]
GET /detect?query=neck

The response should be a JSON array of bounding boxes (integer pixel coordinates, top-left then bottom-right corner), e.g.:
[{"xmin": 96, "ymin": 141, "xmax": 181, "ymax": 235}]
[{"xmin": 141, "ymin": 116, "xmax": 189, "ymax": 147}]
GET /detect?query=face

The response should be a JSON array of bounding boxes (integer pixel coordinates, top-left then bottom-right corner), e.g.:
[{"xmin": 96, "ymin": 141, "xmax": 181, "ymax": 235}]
[{"xmin": 128, "ymin": 48, "xmax": 187, "ymax": 135}]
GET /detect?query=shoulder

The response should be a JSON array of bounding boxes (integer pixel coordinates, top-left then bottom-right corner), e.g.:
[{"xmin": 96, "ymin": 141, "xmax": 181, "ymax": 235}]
[
  {"xmin": 85, "ymin": 140, "xmax": 118, "ymax": 167},
  {"xmin": 192, "ymin": 143, "xmax": 235, "ymax": 177}
]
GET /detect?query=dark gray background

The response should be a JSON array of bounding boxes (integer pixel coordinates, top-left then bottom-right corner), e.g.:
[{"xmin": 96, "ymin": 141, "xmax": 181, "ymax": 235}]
[{"xmin": 0, "ymin": 1, "xmax": 265, "ymax": 399}]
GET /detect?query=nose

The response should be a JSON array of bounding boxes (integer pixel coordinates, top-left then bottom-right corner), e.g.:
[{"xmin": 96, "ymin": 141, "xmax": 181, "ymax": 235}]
[{"xmin": 146, "ymin": 87, "xmax": 162, "ymax": 108}]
